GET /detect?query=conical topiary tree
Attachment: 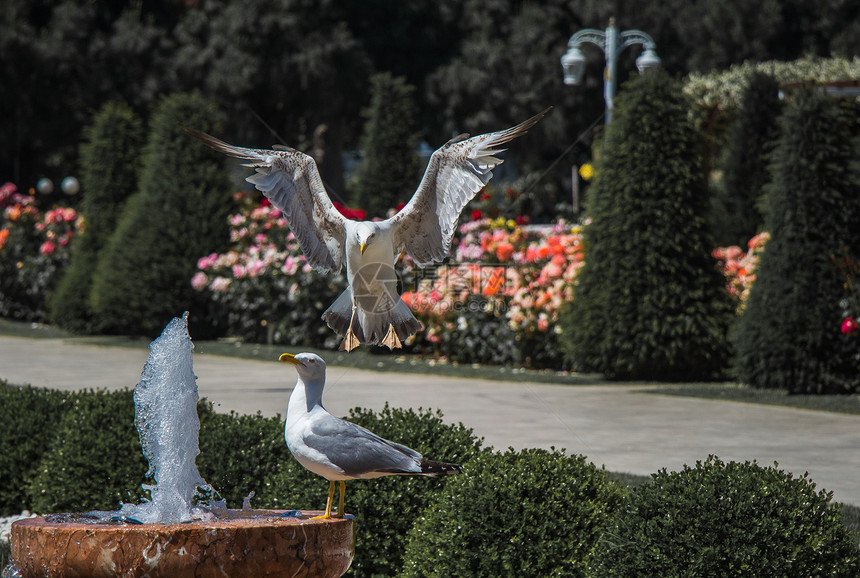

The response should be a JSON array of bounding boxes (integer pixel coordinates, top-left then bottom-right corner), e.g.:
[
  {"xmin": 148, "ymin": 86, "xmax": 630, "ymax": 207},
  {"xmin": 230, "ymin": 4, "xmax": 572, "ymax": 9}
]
[
  {"xmin": 349, "ymin": 72, "xmax": 421, "ymax": 219},
  {"xmin": 711, "ymin": 71, "xmax": 782, "ymax": 247},
  {"xmin": 50, "ymin": 102, "xmax": 144, "ymax": 333},
  {"xmin": 90, "ymin": 92, "xmax": 231, "ymax": 336},
  {"xmin": 559, "ymin": 69, "xmax": 734, "ymax": 380},
  {"xmin": 733, "ymin": 89, "xmax": 860, "ymax": 394}
]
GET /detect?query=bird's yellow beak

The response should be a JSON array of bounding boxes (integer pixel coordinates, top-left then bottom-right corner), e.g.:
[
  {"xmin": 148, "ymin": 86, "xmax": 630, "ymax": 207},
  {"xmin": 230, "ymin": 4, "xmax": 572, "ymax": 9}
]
[
  {"xmin": 360, "ymin": 242, "xmax": 366, "ymax": 255},
  {"xmin": 279, "ymin": 353, "xmax": 306, "ymax": 367}
]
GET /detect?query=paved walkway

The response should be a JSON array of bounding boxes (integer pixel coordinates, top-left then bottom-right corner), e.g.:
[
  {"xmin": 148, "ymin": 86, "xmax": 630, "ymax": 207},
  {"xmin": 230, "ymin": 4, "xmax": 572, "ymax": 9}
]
[{"xmin": 2, "ymin": 335, "xmax": 858, "ymax": 506}]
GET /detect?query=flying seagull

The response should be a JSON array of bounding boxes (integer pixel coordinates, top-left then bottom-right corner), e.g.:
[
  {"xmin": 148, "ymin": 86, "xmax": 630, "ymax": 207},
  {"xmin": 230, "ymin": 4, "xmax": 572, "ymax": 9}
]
[
  {"xmin": 184, "ymin": 107, "xmax": 550, "ymax": 351},
  {"xmin": 279, "ymin": 352, "xmax": 461, "ymax": 519}
]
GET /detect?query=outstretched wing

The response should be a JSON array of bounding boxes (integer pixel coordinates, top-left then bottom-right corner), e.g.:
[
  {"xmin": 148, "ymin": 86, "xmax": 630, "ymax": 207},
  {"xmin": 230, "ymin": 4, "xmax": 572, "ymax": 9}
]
[
  {"xmin": 387, "ymin": 108, "xmax": 550, "ymax": 267},
  {"xmin": 184, "ymin": 126, "xmax": 348, "ymax": 273}
]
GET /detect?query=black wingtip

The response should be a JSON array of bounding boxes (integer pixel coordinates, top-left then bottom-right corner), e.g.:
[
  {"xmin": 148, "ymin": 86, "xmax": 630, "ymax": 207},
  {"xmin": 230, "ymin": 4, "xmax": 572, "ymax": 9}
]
[
  {"xmin": 180, "ymin": 123, "xmax": 218, "ymax": 147},
  {"xmin": 518, "ymin": 106, "xmax": 553, "ymax": 131},
  {"xmin": 420, "ymin": 459, "xmax": 463, "ymax": 476}
]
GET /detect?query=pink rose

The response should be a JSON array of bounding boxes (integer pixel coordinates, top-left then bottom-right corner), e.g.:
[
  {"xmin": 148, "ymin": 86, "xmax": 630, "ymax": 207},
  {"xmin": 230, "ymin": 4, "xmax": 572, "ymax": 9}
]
[
  {"xmin": 210, "ymin": 276, "xmax": 232, "ymax": 292},
  {"xmin": 191, "ymin": 271, "xmax": 209, "ymax": 290}
]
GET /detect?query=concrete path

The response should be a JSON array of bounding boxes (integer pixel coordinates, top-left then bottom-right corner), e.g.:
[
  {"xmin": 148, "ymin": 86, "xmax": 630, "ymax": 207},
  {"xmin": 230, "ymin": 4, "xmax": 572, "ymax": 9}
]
[{"xmin": 2, "ymin": 335, "xmax": 858, "ymax": 506}]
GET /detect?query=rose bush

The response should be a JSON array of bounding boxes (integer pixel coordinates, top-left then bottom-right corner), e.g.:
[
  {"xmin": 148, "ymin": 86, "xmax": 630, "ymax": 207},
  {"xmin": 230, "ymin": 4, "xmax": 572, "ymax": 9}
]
[
  {"xmin": 191, "ymin": 190, "xmax": 796, "ymax": 370},
  {"xmin": 0, "ymin": 183, "xmax": 83, "ymax": 321},
  {"xmin": 400, "ymin": 216, "xmax": 586, "ymax": 368},
  {"xmin": 715, "ymin": 233, "xmax": 860, "ymax": 344},
  {"xmin": 712, "ymin": 231, "xmax": 770, "ymax": 310},
  {"xmin": 192, "ymin": 191, "xmax": 346, "ymax": 348},
  {"xmin": 834, "ymin": 250, "xmax": 859, "ymax": 337},
  {"xmin": 191, "ymin": 187, "xmax": 585, "ymax": 367}
]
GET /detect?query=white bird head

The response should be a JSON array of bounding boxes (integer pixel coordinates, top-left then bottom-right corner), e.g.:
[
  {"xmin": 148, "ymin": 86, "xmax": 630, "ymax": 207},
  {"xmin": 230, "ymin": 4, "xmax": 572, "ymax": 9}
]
[
  {"xmin": 355, "ymin": 222, "xmax": 379, "ymax": 255},
  {"xmin": 280, "ymin": 352, "xmax": 327, "ymax": 382}
]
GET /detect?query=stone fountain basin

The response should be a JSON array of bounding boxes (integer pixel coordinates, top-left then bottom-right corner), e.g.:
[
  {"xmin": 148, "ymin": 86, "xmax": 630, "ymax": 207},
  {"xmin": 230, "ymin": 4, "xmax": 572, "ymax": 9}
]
[{"xmin": 11, "ymin": 509, "xmax": 353, "ymax": 578}]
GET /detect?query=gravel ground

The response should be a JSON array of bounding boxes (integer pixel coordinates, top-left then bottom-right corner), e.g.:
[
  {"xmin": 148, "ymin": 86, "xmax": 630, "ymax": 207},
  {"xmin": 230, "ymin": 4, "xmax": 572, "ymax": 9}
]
[{"xmin": 0, "ymin": 511, "xmax": 38, "ymax": 544}]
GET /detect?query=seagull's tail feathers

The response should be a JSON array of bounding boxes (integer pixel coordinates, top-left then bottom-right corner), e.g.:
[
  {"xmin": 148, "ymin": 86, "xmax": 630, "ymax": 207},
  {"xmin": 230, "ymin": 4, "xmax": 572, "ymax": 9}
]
[
  {"xmin": 322, "ymin": 289, "xmax": 363, "ymax": 342},
  {"xmin": 418, "ymin": 459, "xmax": 462, "ymax": 476},
  {"xmin": 357, "ymin": 299, "xmax": 423, "ymax": 349},
  {"xmin": 325, "ymin": 291, "xmax": 423, "ymax": 351}
]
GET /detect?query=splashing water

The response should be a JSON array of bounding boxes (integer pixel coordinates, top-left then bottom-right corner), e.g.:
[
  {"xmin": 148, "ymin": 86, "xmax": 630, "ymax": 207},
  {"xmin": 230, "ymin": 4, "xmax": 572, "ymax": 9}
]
[{"xmin": 114, "ymin": 312, "xmax": 219, "ymax": 524}]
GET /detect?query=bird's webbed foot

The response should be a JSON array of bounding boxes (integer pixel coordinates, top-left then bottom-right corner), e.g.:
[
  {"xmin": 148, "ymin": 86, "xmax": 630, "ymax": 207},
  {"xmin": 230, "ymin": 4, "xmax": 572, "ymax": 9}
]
[{"xmin": 381, "ymin": 324, "xmax": 403, "ymax": 350}]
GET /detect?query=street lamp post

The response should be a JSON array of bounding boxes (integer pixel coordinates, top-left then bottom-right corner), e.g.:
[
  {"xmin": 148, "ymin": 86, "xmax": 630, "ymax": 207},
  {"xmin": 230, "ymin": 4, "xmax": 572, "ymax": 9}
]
[{"xmin": 561, "ymin": 17, "xmax": 661, "ymax": 124}]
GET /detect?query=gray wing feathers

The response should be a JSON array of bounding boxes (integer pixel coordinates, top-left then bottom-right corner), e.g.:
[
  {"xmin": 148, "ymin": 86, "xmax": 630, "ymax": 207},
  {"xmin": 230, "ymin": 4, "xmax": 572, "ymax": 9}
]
[
  {"xmin": 305, "ymin": 418, "xmax": 422, "ymax": 477},
  {"xmin": 183, "ymin": 126, "xmax": 346, "ymax": 273},
  {"xmin": 388, "ymin": 108, "xmax": 550, "ymax": 267}
]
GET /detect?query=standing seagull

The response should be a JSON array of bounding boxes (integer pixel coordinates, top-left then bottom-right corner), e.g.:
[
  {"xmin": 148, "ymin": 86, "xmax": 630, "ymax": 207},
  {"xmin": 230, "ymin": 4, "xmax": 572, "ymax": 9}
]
[
  {"xmin": 184, "ymin": 107, "xmax": 550, "ymax": 351},
  {"xmin": 280, "ymin": 352, "xmax": 461, "ymax": 519}
]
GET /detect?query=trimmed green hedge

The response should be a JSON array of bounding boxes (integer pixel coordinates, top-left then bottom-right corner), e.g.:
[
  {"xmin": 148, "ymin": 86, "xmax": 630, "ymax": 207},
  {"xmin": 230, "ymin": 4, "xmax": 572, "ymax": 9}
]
[
  {"xmin": 401, "ymin": 448, "xmax": 623, "ymax": 577},
  {"xmin": 3, "ymin": 386, "xmax": 858, "ymax": 577},
  {"xmin": 24, "ymin": 389, "xmax": 148, "ymax": 513},
  {"xmin": 711, "ymin": 71, "xmax": 781, "ymax": 247},
  {"xmin": 560, "ymin": 69, "xmax": 734, "ymax": 380},
  {"xmin": 90, "ymin": 92, "xmax": 231, "ymax": 337},
  {"xmin": 0, "ymin": 540, "xmax": 9, "ymax": 572},
  {"xmin": 50, "ymin": 101, "xmax": 144, "ymax": 333},
  {"xmin": 733, "ymin": 89, "xmax": 860, "ymax": 394},
  {"xmin": 0, "ymin": 383, "xmax": 72, "ymax": 515},
  {"xmin": 196, "ymin": 409, "xmax": 292, "ymax": 509},
  {"xmin": 597, "ymin": 456, "xmax": 859, "ymax": 576}
]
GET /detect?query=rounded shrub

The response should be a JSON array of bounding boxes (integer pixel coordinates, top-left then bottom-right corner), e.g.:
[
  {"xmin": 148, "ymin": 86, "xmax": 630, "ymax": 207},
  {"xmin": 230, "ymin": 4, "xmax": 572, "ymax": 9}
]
[
  {"xmin": 0, "ymin": 384, "xmax": 73, "ymax": 515},
  {"xmin": 597, "ymin": 456, "xmax": 859, "ymax": 576},
  {"xmin": 259, "ymin": 404, "xmax": 483, "ymax": 577},
  {"xmin": 25, "ymin": 389, "xmax": 148, "ymax": 513},
  {"xmin": 90, "ymin": 92, "xmax": 231, "ymax": 337},
  {"xmin": 401, "ymin": 448, "xmax": 624, "ymax": 577},
  {"xmin": 196, "ymin": 407, "xmax": 292, "ymax": 509},
  {"xmin": 50, "ymin": 101, "xmax": 144, "ymax": 333},
  {"xmin": 559, "ymin": 69, "xmax": 734, "ymax": 380}
]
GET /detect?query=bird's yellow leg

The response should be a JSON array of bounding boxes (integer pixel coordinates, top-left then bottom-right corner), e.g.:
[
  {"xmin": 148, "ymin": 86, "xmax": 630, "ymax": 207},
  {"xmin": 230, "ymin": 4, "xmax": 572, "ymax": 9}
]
[
  {"xmin": 312, "ymin": 480, "xmax": 336, "ymax": 519},
  {"xmin": 339, "ymin": 308, "xmax": 360, "ymax": 352},
  {"xmin": 333, "ymin": 480, "xmax": 346, "ymax": 518}
]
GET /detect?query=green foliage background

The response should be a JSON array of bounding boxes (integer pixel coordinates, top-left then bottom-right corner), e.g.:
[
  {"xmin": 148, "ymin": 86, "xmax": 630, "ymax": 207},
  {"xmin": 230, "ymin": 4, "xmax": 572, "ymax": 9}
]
[
  {"xmin": 350, "ymin": 72, "xmax": 422, "ymax": 218},
  {"xmin": 0, "ymin": 384, "xmax": 72, "ymax": 514},
  {"xmin": 710, "ymin": 72, "xmax": 782, "ymax": 247},
  {"xmin": 560, "ymin": 70, "xmax": 734, "ymax": 380},
  {"xmin": 24, "ymin": 389, "xmax": 149, "ymax": 513},
  {"xmin": 4, "ymin": 0, "xmax": 859, "ymax": 207}
]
